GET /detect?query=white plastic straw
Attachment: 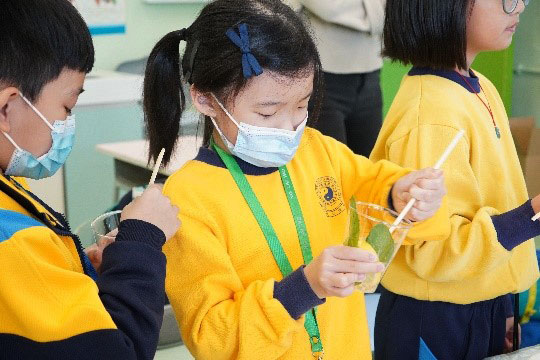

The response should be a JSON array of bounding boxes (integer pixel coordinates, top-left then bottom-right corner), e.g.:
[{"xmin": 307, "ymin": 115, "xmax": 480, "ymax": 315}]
[
  {"xmin": 389, "ymin": 130, "xmax": 465, "ymax": 234},
  {"xmin": 149, "ymin": 148, "xmax": 165, "ymax": 186},
  {"xmin": 532, "ymin": 212, "xmax": 540, "ymax": 222}
]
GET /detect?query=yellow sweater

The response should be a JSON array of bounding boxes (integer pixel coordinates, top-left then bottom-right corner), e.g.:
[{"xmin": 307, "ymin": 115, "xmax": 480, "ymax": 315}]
[
  {"xmin": 0, "ymin": 174, "xmax": 167, "ymax": 359},
  {"xmin": 370, "ymin": 68, "xmax": 539, "ymax": 304},
  {"xmin": 163, "ymin": 128, "xmax": 429, "ymax": 359}
]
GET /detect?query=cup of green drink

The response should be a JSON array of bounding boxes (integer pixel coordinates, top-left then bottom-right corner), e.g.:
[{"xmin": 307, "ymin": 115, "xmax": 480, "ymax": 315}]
[{"xmin": 344, "ymin": 200, "xmax": 412, "ymax": 293}]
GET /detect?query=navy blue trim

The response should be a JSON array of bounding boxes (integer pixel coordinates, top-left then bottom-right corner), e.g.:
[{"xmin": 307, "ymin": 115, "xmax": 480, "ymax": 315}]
[
  {"xmin": 492, "ymin": 200, "xmax": 540, "ymax": 251},
  {"xmin": 408, "ymin": 67, "xmax": 480, "ymax": 93},
  {"xmin": 273, "ymin": 266, "xmax": 325, "ymax": 320},
  {"xmin": 6, "ymin": 176, "xmax": 67, "ymax": 226},
  {"xmin": 0, "ymin": 209, "xmax": 45, "ymax": 243},
  {"xmin": 0, "ymin": 330, "xmax": 141, "ymax": 360},
  {"xmin": 116, "ymin": 219, "xmax": 165, "ymax": 250},
  {"xmin": 194, "ymin": 147, "xmax": 279, "ymax": 176}
]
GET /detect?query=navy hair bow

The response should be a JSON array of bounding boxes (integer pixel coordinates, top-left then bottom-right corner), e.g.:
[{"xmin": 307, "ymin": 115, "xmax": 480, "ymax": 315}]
[{"xmin": 225, "ymin": 23, "xmax": 263, "ymax": 79}]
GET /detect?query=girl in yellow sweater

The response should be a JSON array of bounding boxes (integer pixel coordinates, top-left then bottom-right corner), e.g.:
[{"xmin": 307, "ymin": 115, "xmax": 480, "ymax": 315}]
[
  {"xmin": 143, "ymin": 0, "xmax": 447, "ymax": 358},
  {"xmin": 370, "ymin": 0, "xmax": 539, "ymax": 359}
]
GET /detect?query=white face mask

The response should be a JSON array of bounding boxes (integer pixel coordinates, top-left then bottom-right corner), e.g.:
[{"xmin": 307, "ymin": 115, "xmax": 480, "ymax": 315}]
[{"xmin": 210, "ymin": 94, "xmax": 308, "ymax": 168}]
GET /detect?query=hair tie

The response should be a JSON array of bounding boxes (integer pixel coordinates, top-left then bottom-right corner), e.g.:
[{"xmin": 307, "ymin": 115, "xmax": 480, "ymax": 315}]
[
  {"xmin": 175, "ymin": 28, "xmax": 197, "ymax": 84},
  {"xmin": 176, "ymin": 28, "xmax": 187, "ymax": 40},
  {"xmin": 225, "ymin": 23, "xmax": 263, "ymax": 79},
  {"xmin": 185, "ymin": 39, "xmax": 199, "ymax": 84}
]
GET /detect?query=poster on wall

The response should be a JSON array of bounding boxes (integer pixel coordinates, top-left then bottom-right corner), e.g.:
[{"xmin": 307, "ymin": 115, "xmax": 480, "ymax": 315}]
[{"xmin": 70, "ymin": 0, "xmax": 126, "ymax": 36}]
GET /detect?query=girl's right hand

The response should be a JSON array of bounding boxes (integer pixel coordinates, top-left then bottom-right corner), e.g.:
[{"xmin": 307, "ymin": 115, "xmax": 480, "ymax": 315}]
[
  {"xmin": 303, "ymin": 246, "xmax": 384, "ymax": 299},
  {"xmin": 532, "ymin": 194, "xmax": 540, "ymax": 216},
  {"xmin": 121, "ymin": 184, "xmax": 181, "ymax": 241}
]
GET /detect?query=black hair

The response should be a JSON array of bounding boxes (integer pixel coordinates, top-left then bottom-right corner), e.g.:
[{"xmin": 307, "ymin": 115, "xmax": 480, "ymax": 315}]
[
  {"xmin": 383, "ymin": 0, "xmax": 474, "ymax": 70},
  {"xmin": 143, "ymin": 0, "xmax": 323, "ymax": 166},
  {"xmin": 0, "ymin": 0, "xmax": 95, "ymax": 102}
]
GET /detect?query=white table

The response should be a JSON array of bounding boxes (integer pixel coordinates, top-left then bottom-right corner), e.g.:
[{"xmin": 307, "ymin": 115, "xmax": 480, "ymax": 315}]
[
  {"xmin": 485, "ymin": 344, "xmax": 540, "ymax": 359},
  {"xmin": 96, "ymin": 135, "xmax": 202, "ymax": 176},
  {"xmin": 96, "ymin": 136, "xmax": 203, "ymax": 199},
  {"xmin": 154, "ymin": 345, "xmax": 194, "ymax": 360}
]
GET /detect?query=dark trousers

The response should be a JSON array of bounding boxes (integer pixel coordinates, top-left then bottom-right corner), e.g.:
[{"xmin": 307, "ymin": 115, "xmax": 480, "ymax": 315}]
[
  {"xmin": 310, "ymin": 70, "xmax": 383, "ymax": 157},
  {"xmin": 374, "ymin": 287, "xmax": 511, "ymax": 360}
]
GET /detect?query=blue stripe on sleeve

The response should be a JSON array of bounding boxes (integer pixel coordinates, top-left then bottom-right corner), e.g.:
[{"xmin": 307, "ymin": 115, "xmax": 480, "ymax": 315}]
[{"xmin": 0, "ymin": 209, "xmax": 45, "ymax": 243}]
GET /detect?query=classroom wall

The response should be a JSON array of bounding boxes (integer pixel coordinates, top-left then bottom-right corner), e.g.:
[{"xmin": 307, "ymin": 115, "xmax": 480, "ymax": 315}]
[
  {"xmin": 92, "ymin": 1, "xmax": 205, "ymax": 71},
  {"xmin": 512, "ymin": 0, "xmax": 540, "ymax": 125},
  {"xmin": 92, "ymin": 1, "xmax": 516, "ymax": 118}
]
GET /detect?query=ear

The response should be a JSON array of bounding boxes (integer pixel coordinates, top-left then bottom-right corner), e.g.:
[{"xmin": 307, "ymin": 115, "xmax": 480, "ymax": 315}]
[
  {"xmin": 0, "ymin": 87, "xmax": 20, "ymax": 133},
  {"xmin": 190, "ymin": 85, "xmax": 218, "ymax": 118}
]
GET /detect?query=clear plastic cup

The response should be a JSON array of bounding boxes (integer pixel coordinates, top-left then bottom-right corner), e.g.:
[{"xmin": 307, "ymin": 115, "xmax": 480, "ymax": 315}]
[
  {"xmin": 90, "ymin": 210, "xmax": 122, "ymax": 245},
  {"xmin": 344, "ymin": 201, "xmax": 412, "ymax": 293}
]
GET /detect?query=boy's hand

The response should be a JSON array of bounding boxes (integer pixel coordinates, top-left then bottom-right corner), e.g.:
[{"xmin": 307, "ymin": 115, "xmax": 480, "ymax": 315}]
[
  {"xmin": 85, "ymin": 229, "xmax": 117, "ymax": 272},
  {"xmin": 532, "ymin": 194, "xmax": 540, "ymax": 215},
  {"xmin": 304, "ymin": 246, "xmax": 384, "ymax": 299},
  {"xmin": 392, "ymin": 168, "xmax": 446, "ymax": 222},
  {"xmin": 121, "ymin": 184, "xmax": 181, "ymax": 241}
]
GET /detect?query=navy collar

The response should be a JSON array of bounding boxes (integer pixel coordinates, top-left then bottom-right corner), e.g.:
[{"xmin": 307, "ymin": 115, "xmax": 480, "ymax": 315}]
[
  {"xmin": 408, "ymin": 67, "xmax": 480, "ymax": 93},
  {"xmin": 194, "ymin": 147, "xmax": 279, "ymax": 176}
]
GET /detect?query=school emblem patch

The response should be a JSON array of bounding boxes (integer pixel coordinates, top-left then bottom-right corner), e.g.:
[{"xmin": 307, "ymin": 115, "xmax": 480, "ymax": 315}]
[{"xmin": 315, "ymin": 176, "xmax": 345, "ymax": 217}]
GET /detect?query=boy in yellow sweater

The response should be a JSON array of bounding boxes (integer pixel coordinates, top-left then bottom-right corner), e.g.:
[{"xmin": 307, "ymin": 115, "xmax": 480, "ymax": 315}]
[
  {"xmin": 370, "ymin": 0, "xmax": 539, "ymax": 359},
  {"xmin": 0, "ymin": 1, "xmax": 180, "ymax": 358},
  {"xmin": 141, "ymin": 0, "xmax": 448, "ymax": 358}
]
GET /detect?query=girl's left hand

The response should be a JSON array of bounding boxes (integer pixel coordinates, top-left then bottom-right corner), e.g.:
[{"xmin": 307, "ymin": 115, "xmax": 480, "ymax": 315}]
[{"xmin": 392, "ymin": 168, "xmax": 446, "ymax": 222}]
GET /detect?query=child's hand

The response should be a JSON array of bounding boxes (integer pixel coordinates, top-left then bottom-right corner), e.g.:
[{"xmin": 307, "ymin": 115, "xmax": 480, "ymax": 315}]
[
  {"xmin": 504, "ymin": 317, "xmax": 520, "ymax": 353},
  {"xmin": 121, "ymin": 184, "xmax": 181, "ymax": 241},
  {"xmin": 303, "ymin": 246, "xmax": 384, "ymax": 299},
  {"xmin": 532, "ymin": 194, "xmax": 540, "ymax": 215},
  {"xmin": 85, "ymin": 229, "xmax": 117, "ymax": 272},
  {"xmin": 392, "ymin": 168, "xmax": 446, "ymax": 222}
]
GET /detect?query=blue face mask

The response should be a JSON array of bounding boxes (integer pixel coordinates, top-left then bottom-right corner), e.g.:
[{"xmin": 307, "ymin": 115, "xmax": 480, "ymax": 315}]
[
  {"xmin": 210, "ymin": 94, "xmax": 308, "ymax": 168},
  {"xmin": 2, "ymin": 95, "xmax": 75, "ymax": 180}
]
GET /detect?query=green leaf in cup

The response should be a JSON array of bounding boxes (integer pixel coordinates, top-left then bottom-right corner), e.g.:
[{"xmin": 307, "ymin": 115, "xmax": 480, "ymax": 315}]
[
  {"xmin": 366, "ymin": 223, "xmax": 394, "ymax": 263},
  {"xmin": 346, "ymin": 197, "xmax": 360, "ymax": 247}
]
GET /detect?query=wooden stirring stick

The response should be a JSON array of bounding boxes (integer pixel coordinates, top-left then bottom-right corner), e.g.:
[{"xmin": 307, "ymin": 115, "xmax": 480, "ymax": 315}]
[
  {"xmin": 389, "ymin": 130, "xmax": 465, "ymax": 234},
  {"xmin": 149, "ymin": 148, "xmax": 165, "ymax": 186}
]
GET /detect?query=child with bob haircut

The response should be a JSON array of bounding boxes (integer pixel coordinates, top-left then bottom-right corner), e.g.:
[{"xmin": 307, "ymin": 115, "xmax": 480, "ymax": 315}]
[{"xmin": 370, "ymin": 0, "xmax": 539, "ymax": 358}]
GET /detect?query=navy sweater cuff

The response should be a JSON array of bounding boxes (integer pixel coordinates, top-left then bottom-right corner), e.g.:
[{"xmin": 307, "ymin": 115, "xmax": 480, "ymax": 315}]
[
  {"xmin": 273, "ymin": 266, "xmax": 325, "ymax": 320},
  {"xmin": 492, "ymin": 200, "xmax": 540, "ymax": 251},
  {"xmin": 115, "ymin": 219, "xmax": 166, "ymax": 250}
]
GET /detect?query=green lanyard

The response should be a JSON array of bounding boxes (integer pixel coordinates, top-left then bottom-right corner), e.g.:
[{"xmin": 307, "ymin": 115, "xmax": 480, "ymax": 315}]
[{"xmin": 212, "ymin": 142, "xmax": 324, "ymax": 359}]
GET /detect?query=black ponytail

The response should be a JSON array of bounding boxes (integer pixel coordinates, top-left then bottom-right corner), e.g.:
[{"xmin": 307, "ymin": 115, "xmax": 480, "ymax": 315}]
[
  {"xmin": 143, "ymin": 29, "xmax": 187, "ymax": 166},
  {"xmin": 144, "ymin": 0, "xmax": 324, "ymax": 165}
]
